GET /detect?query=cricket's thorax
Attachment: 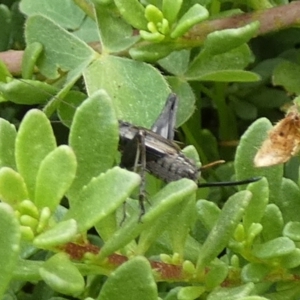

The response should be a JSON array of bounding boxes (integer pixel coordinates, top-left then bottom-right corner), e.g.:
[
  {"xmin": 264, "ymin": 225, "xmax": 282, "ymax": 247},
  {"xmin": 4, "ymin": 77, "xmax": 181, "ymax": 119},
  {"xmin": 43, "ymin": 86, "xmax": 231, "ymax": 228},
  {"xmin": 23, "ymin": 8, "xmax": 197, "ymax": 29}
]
[{"xmin": 118, "ymin": 121, "xmax": 199, "ymax": 182}]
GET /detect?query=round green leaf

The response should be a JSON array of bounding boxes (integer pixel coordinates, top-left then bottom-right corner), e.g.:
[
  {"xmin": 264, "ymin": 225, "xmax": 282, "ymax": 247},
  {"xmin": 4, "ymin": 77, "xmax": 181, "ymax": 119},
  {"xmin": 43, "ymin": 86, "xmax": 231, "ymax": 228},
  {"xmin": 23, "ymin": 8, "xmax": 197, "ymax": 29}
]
[
  {"xmin": 83, "ymin": 56, "xmax": 170, "ymax": 127},
  {"xmin": 207, "ymin": 283, "xmax": 255, "ymax": 300},
  {"xmin": 261, "ymin": 204, "xmax": 283, "ymax": 241},
  {"xmin": 252, "ymin": 237, "xmax": 295, "ymax": 259},
  {"xmin": 185, "ymin": 45, "xmax": 254, "ymax": 80},
  {"xmin": 243, "ymin": 178, "xmax": 269, "ymax": 231},
  {"xmin": 235, "ymin": 118, "xmax": 283, "ymax": 204},
  {"xmin": 68, "ymin": 90, "xmax": 119, "ymax": 200},
  {"xmin": 34, "ymin": 219, "xmax": 78, "ymax": 248},
  {"xmin": 0, "ymin": 203, "xmax": 20, "ymax": 298},
  {"xmin": 98, "ymin": 179, "xmax": 197, "ymax": 260},
  {"xmin": 67, "ymin": 167, "xmax": 140, "ymax": 232},
  {"xmin": 22, "ymin": 42, "xmax": 43, "ymax": 79},
  {"xmin": 25, "ymin": 15, "xmax": 95, "ymax": 78},
  {"xmin": 171, "ymin": 4, "xmax": 209, "ymax": 39},
  {"xmin": 0, "ymin": 79, "xmax": 58, "ymax": 105},
  {"xmin": 196, "ymin": 190, "xmax": 252, "ymax": 273},
  {"xmin": 15, "ymin": 109, "xmax": 56, "ymax": 199},
  {"xmin": 20, "ymin": 0, "xmax": 86, "ymax": 30},
  {"xmin": 0, "ymin": 167, "xmax": 28, "ymax": 206},
  {"xmin": 202, "ymin": 21, "xmax": 260, "ymax": 56},
  {"xmin": 97, "ymin": 256, "xmax": 157, "ymax": 300},
  {"xmin": 35, "ymin": 146, "xmax": 77, "ymax": 211},
  {"xmin": 0, "ymin": 118, "xmax": 16, "ymax": 169},
  {"xmin": 95, "ymin": 4, "xmax": 139, "ymax": 52},
  {"xmin": 277, "ymin": 178, "xmax": 300, "ymax": 223},
  {"xmin": 196, "ymin": 200, "xmax": 221, "ymax": 231},
  {"xmin": 273, "ymin": 60, "xmax": 300, "ymax": 94},
  {"xmin": 283, "ymin": 222, "xmax": 300, "ymax": 241},
  {"xmin": 241, "ymin": 263, "xmax": 271, "ymax": 283},
  {"xmin": 129, "ymin": 42, "xmax": 176, "ymax": 62},
  {"xmin": 39, "ymin": 253, "xmax": 84, "ymax": 296},
  {"xmin": 162, "ymin": 0, "xmax": 182, "ymax": 24},
  {"xmin": 114, "ymin": 0, "xmax": 148, "ymax": 30}
]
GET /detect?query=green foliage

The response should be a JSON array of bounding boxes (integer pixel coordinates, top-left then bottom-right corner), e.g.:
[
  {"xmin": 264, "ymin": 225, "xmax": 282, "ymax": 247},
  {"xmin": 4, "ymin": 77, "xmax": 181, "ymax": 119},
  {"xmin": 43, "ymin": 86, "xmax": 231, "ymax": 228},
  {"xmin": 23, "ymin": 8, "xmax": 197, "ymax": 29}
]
[{"xmin": 0, "ymin": 0, "xmax": 300, "ymax": 299}]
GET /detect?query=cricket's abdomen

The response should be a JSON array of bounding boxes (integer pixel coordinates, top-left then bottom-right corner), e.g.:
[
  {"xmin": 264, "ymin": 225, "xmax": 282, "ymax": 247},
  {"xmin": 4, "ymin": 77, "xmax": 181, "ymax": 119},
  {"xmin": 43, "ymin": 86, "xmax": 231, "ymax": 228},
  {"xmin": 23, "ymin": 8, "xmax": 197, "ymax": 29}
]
[{"xmin": 146, "ymin": 153, "xmax": 199, "ymax": 182}]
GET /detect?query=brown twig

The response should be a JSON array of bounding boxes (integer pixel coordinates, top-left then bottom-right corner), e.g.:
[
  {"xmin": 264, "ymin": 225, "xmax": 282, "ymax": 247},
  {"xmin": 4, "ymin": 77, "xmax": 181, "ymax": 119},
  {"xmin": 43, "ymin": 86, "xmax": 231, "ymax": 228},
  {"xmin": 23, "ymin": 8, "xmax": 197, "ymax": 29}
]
[
  {"xmin": 2, "ymin": 2, "xmax": 300, "ymax": 75},
  {"xmin": 184, "ymin": 1, "xmax": 300, "ymax": 45}
]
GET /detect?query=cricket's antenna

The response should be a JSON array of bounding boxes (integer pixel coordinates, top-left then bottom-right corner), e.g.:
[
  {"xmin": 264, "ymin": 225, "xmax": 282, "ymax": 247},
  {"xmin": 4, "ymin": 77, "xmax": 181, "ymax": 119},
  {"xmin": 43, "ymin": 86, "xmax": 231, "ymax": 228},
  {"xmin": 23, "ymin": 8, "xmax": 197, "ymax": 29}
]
[
  {"xmin": 200, "ymin": 160, "xmax": 225, "ymax": 171},
  {"xmin": 198, "ymin": 177, "xmax": 261, "ymax": 188}
]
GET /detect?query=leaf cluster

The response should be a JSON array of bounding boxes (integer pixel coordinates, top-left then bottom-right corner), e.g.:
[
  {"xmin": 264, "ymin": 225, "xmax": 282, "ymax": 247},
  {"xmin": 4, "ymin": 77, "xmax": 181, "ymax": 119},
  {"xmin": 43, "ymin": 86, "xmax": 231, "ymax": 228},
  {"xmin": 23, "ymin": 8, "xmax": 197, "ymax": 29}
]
[{"xmin": 0, "ymin": 0, "xmax": 300, "ymax": 299}]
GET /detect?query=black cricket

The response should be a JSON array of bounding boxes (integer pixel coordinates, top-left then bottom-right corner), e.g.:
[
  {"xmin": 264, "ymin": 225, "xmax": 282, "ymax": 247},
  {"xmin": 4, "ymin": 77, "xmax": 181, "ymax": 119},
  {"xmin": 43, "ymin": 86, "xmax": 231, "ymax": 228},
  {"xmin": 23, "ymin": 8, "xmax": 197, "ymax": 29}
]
[{"xmin": 118, "ymin": 93, "xmax": 259, "ymax": 215}]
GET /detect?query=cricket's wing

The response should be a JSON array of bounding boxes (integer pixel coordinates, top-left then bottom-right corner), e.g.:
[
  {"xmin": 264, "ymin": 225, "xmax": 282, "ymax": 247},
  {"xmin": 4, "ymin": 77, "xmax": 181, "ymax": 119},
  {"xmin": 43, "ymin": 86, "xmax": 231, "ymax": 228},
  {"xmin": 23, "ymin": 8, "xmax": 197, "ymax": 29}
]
[{"xmin": 151, "ymin": 93, "xmax": 178, "ymax": 140}]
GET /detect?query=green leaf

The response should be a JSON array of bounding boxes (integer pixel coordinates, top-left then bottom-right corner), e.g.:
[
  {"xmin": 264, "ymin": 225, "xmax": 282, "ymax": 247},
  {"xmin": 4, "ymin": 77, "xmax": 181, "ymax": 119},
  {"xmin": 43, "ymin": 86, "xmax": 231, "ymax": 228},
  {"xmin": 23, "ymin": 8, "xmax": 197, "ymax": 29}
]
[
  {"xmin": 283, "ymin": 222, "xmax": 300, "ymax": 241},
  {"xmin": 202, "ymin": 21, "xmax": 260, "ymax": 56},
  {"xmin": 20, "ymin": 0, "xmax": 86, "ymax": 30},
  {"xmin": 273, "ymin": 60, "xmax": 300, "ymax": 94},
  {"xmin": 39, "ymin": 253, "xmax": 84, "ymax": 296},
  {"xmin": 67, "ymin": 167, "xmax": 140, "ymax": 232},
  {"xmin": 230, "ymin": 98, "xmax": 257, "ymax": 120},
  {"xmin": 95, "ymin": 3, "xmax": 139, "ymax": 52},
  {"xmin": 198, "ymin": 70, "xmax": 260, "ymax": 82},
  {"xmin": 34, "ymin": 219, "xmax": 78, "ymax": 248},
  {"xmin": 207, "ymin": 283, "xmax": 255, "ymax": 300},
  {"xmin": 0, "ymin": 118, "xmax": 16, "ymax": 169},
  {"xmin": 196, "ymin": 200, "xmax": 221, "ymax": 231},
  {"xmin": 22, "ymin": 42, "xmax": 43, "ymax": 79},
  {"xmin": 162, "ymin": 0, "xmax": 182, "ymax": 24},
  {"xmin": 145, "ymin": 5, "xmax": 163, "ymax": 24},
  {"xmin": 15, "ymin": 109, "xmax": 56, "ymax": 199},
  {"xmin": 97, "ymin": 256, "xmax": 157, "ymax": 300},
  {"xmin": 196, "ymin": 190, "xmax": 252, "ymax": 273},
  {"xmin": 167, "ymin": 195, "xmax": 196, "ymax": 256},
  {"xmin": 0, "ymin": 59, "xmax": 11, "ymax": 82},
  {"xmin": 177, "ymin": 286, "xmax": 206, "ymax": 299},
  {"xmin": 0, "ymin": 167, "xmax": 28, "ymax": 206},
  {"xmin": 252, "ymin": 237, "xmax": 295, "ymax": 259},
  {"xmin": 204, "ymin": 262, "xmax": 228, "ymax": 290},
  {"xmin": 35, "ymin": 146, "xmax": 77, "ymax": 211},
  {"xmin": 158, "ymin": 49, "xmax": 190, "ymax": 75},
  {"xmin": 129, "ymin": 42, "xmax": 177, "ymax": 62},
  {"xmin": 83, "ymin": 56, "xmax": 170, "ymax": 127},
  {"xmin": 235, "ymin": 118, "xmax": 283, "ymax": 204},
  {"xmin": 261, "ymin": 204, "xmax": 283, "ymax": 241},
  {"xmin": 246, "ymin": 87, "xmax": 290, "ymax": 108},
  {"xmin": 280, "ymin": 248, "xmax": 300, "ymax": 269},
  {"xmin": 114, "ymin": 0, "xmax": 148, "ymax": 30},
  {"xmin": 137, "ymin": 193, "xmax": 195, "ymax": 256},
  {"xmin": 56, "ymin": 90, "xmax": 87, "ymax": 127},
  {"xmin": 25, "ymin": 15, "xmax": 95, "ymax": 78},
  {"xmin": 171, "ymin": 4, "xmax": 209, "ymax": 38},
  {"xmin": 0, "ymin": 79, "xmax": 58, "ymax": 105},
  {"xmin": 243, "ymin": 178, "xmax": 269, "ymax": 231},
  {"xmin": 43, "ymin": 60, "xmax": 91, "ymax": 117},
  {"xmin": 277, "ymin": 178, "xmax": 300, "ymax": 223},
  {"xmin": 241, "ymin": 263, "xmax": 271, "ymax": 283},
  {"xmin": 185, "ymin": 45, "xmax": 255, "ymax": 81},
  {"xmin": 0, "ymin": 203, "xmax": 20, "ymax": 298},
  {"xmin": 98, "ymin": 179, "xmax": 197, "ymax": 259},
  {"xmin": 68, "ymin": 90, "xmax": 119, "ymax": 200}
]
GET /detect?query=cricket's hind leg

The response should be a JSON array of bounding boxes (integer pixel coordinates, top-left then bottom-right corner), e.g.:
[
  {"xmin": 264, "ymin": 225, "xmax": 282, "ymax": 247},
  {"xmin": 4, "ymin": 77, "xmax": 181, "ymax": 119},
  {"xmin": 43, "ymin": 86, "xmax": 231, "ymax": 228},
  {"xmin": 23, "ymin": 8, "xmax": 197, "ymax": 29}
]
[{"xmin": 120, "ymin": 129, "xmax": 148, "ymax": 223}]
